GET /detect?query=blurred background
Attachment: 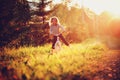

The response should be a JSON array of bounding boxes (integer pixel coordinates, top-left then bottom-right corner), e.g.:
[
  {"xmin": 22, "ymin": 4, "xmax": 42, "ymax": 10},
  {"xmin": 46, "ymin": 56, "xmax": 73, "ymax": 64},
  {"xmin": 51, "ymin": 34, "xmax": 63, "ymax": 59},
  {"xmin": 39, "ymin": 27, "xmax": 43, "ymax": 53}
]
[{"xmin": 0, "ymin": 0, "xmax": 120, "ymax": 49}]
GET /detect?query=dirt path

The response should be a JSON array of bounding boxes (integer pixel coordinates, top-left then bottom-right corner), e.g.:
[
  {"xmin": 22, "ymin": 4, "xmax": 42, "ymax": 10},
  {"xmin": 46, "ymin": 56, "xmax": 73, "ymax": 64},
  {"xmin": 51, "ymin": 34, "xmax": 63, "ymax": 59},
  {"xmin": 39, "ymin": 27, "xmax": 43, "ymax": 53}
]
[{"xmin": 93, "ymin": 50, "xmax": 120, "ymax": 80}]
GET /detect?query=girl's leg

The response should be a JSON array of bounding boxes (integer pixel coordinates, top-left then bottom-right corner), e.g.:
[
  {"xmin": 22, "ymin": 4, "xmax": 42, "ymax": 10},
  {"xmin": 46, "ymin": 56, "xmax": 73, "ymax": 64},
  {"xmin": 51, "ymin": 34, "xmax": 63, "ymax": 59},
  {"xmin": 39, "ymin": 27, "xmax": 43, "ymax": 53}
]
[
  {"xmin": 52, "ymin": 36, "xmax": 57, "ymax": 49},
  {"xmin": 59, "ymin": 34, "xmax": 69, "ymax": 46}
]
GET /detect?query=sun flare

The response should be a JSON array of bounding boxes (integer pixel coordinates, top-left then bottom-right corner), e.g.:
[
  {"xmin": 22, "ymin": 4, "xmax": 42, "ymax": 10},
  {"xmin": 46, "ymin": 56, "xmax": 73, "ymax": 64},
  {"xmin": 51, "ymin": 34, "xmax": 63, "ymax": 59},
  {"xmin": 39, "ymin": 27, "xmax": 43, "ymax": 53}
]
[
  {"xmin": 53, "ymin": 0, "xmax": 120, "ymax": 16},
  {"xmin": 76, "ymin": 0, "xmax": 120, "ymax": 16},
  {"xmin": 28, "ymin": 0, "xmax": 120, "ymax": 16}
]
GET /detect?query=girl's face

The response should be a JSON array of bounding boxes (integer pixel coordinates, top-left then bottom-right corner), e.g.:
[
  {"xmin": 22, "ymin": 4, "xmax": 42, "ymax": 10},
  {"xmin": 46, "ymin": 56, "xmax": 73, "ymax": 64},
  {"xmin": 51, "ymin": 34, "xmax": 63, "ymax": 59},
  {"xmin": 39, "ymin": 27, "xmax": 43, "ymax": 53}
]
[{"xmin": 51, "ymin": 18, "xmax": 57, "ymax": 25}]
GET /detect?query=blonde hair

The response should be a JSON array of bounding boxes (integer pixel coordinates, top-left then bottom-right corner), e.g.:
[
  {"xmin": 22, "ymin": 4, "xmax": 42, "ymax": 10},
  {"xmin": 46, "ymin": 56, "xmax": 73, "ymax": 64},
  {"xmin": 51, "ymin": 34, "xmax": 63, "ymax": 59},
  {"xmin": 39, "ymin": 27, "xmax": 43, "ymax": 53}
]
[{"xmin": 49, "ymin": 16, "xmax": 60, "ymax": 26}]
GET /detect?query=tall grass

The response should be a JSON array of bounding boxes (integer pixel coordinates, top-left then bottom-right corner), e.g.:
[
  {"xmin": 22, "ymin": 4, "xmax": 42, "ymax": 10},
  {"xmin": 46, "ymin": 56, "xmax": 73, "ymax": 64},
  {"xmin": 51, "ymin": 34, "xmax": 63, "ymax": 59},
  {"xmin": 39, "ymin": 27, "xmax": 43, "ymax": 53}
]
[{"xmin": 0, "ymin": 39, "xmax": 108, "ymax": 80}]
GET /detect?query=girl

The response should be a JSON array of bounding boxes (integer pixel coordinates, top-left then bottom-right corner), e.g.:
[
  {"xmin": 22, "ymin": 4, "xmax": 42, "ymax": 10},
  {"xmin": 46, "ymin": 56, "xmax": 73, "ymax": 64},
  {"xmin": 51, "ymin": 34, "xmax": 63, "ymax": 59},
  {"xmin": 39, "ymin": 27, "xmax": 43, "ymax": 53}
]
[{"xmin": 49, "ymin": 16, "xmax": 69, "ymax": 50}]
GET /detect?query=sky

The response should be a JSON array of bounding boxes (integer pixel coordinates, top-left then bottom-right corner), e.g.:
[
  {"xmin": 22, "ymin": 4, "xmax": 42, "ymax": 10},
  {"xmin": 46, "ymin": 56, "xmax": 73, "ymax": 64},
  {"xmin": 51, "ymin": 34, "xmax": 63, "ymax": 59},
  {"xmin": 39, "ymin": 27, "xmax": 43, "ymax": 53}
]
[
  {"xmin": 28, "ymin": 0, "xmax": 120, "ymax": 15},
  {"xmin": 83, "ymin": 0, "xmax": 120, "ymax": 15}
]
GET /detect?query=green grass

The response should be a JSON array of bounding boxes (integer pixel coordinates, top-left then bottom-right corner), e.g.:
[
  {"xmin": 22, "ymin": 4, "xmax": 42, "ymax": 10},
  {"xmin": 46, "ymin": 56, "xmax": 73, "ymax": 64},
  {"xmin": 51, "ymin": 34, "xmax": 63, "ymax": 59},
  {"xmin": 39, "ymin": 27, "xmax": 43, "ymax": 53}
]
[{"xmin": 0, "ymin": 39, "xmax": 108, "ymax": 80}]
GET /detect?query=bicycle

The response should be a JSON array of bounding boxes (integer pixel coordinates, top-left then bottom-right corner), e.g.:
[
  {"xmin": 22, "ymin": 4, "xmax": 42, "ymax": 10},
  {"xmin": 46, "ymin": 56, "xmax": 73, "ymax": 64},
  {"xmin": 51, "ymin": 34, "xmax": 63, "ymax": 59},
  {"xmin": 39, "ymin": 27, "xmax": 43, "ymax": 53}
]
[{"xmin": 54, "ymin": 35, "xmax": 61, "ymax": 51}]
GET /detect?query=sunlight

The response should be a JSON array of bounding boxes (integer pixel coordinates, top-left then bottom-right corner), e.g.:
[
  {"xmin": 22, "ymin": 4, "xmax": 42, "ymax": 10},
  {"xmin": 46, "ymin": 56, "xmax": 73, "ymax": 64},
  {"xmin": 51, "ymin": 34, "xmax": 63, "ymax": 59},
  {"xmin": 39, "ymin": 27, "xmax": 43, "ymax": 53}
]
[
  {"xmin": 45, "ymin": 6, "xmax": 51, "ymax": 11},
  {"xmin": 52, "ymin": 0, "xmax": 62, "ymax": 4},
  {"xmin": 52, "ymin": 0, "xmax": 120, "ymax": 16},
  {"xmin": 56, "ymin": 0, "xmax": 120, "ymax": 16},
  {"xmin": 77, "ymin": 0, "xmax": 120, "ymax": 15},
  {"xmin": 111, "ymin": 13, "xmax": 120, "ymax": 18},
  {"xmin": 27, "ymin": 0, "xmax": 120, "ymax": 16}
]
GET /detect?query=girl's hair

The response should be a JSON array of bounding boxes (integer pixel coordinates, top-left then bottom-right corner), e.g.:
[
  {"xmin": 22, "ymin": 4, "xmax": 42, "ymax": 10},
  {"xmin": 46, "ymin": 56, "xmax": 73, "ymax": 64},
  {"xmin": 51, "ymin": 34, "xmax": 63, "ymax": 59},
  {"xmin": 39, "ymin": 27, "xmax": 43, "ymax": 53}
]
[{"xmin": 49, "ymin": 16, "xmax": 60, "ymax": 26}]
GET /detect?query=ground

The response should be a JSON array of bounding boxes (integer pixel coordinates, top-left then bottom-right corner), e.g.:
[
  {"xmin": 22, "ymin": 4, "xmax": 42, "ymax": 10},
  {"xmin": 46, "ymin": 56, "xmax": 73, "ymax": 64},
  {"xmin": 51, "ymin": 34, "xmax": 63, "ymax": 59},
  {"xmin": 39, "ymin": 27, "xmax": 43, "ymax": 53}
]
[
  {"xmin": 0, "ymin": 43, "xmax": 120, "ymax": 80},
  {"xmin": 92, "ymin": 50, "xmax": 120, "ymax": 80}
]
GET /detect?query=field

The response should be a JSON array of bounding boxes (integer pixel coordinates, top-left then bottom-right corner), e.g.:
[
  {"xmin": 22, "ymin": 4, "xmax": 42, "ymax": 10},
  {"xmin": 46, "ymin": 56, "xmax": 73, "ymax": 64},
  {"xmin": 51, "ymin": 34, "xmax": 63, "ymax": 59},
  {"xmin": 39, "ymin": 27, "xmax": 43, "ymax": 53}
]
[{"xmin": 0, "ymin": 39, "xmax": 109, "ymax": 80}]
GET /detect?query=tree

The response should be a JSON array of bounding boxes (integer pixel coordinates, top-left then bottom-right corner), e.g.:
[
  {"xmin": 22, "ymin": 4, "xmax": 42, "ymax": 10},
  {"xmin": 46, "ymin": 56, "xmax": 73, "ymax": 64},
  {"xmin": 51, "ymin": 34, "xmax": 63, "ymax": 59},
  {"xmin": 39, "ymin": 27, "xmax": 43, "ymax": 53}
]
[
  {"xmin": 22, "ymin": 0, "xmax": 57, "ymax": 46},
  {"xmin": 35, "ymin": 0, "xmax": 53, "ymax": 24},
  {"xmin": 99, "ymin": 11, "xmax": 113, "ymax": 36},
  {"xmin": 0, "ymin": 0, "xmax": 31, "ymax": 47},
  {"xmin": 14, "ymin": 0, "xmax": 31, "ymax": 24}
]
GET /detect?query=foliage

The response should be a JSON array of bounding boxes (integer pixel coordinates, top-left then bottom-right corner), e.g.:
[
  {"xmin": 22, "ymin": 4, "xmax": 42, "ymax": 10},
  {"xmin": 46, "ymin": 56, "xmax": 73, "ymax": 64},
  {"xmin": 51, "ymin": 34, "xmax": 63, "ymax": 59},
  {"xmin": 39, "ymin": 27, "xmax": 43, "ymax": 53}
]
[
  {"xmin": 20, "ymin": 22, "xmax": 50, "ymax": 47},
  {"xmin": 32, "ymin": 0, "xmax": 54, "ymax": 24},
  {"xmin": 0, "ymin": 39, "xmax": 108, "ymax": 80},
  {"xmin": 14, "ymin": 0, "xmax": 31, "ymax": 23},
  {"xmin": 98, "ymin": 12, "xmax": 120, "ymax": 49},
  {"xmin": 98, "ymin": 11, "xmax": 113, "ymax": 35},
  {"xmin": 4, "ymin": 22, "xmax": 50, "ymax": 47},
  {"xmin": 0, "ymin": 0, "xmax": 31, "ymax": 47}
]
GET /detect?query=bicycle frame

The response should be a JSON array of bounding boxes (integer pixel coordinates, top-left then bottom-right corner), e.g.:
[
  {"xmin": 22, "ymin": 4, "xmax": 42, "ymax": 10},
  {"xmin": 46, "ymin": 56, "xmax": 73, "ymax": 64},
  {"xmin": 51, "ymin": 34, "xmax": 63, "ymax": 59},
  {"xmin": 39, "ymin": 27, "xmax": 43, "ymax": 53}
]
[{"xmin": 54, "ymin": 36, "xmax": 61, "ymax": 50}]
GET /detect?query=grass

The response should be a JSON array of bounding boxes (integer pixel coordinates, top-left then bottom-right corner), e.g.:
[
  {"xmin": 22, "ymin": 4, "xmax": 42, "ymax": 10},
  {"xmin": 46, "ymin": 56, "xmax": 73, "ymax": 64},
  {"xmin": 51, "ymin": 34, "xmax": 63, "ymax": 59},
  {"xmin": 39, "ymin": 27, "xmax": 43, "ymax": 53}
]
[{"xmin": 0, "ymin": 39, "xmax": 108, "ymax": 80}]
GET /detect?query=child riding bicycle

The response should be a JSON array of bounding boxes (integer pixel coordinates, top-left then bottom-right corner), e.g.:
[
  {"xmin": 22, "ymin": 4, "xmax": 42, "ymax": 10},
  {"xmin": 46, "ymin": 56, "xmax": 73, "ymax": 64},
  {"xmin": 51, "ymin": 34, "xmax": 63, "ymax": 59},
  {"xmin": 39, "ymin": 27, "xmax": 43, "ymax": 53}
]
[{"xmin": 49, "ymin": 16, "xmax": 69, "ymax": 51}]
